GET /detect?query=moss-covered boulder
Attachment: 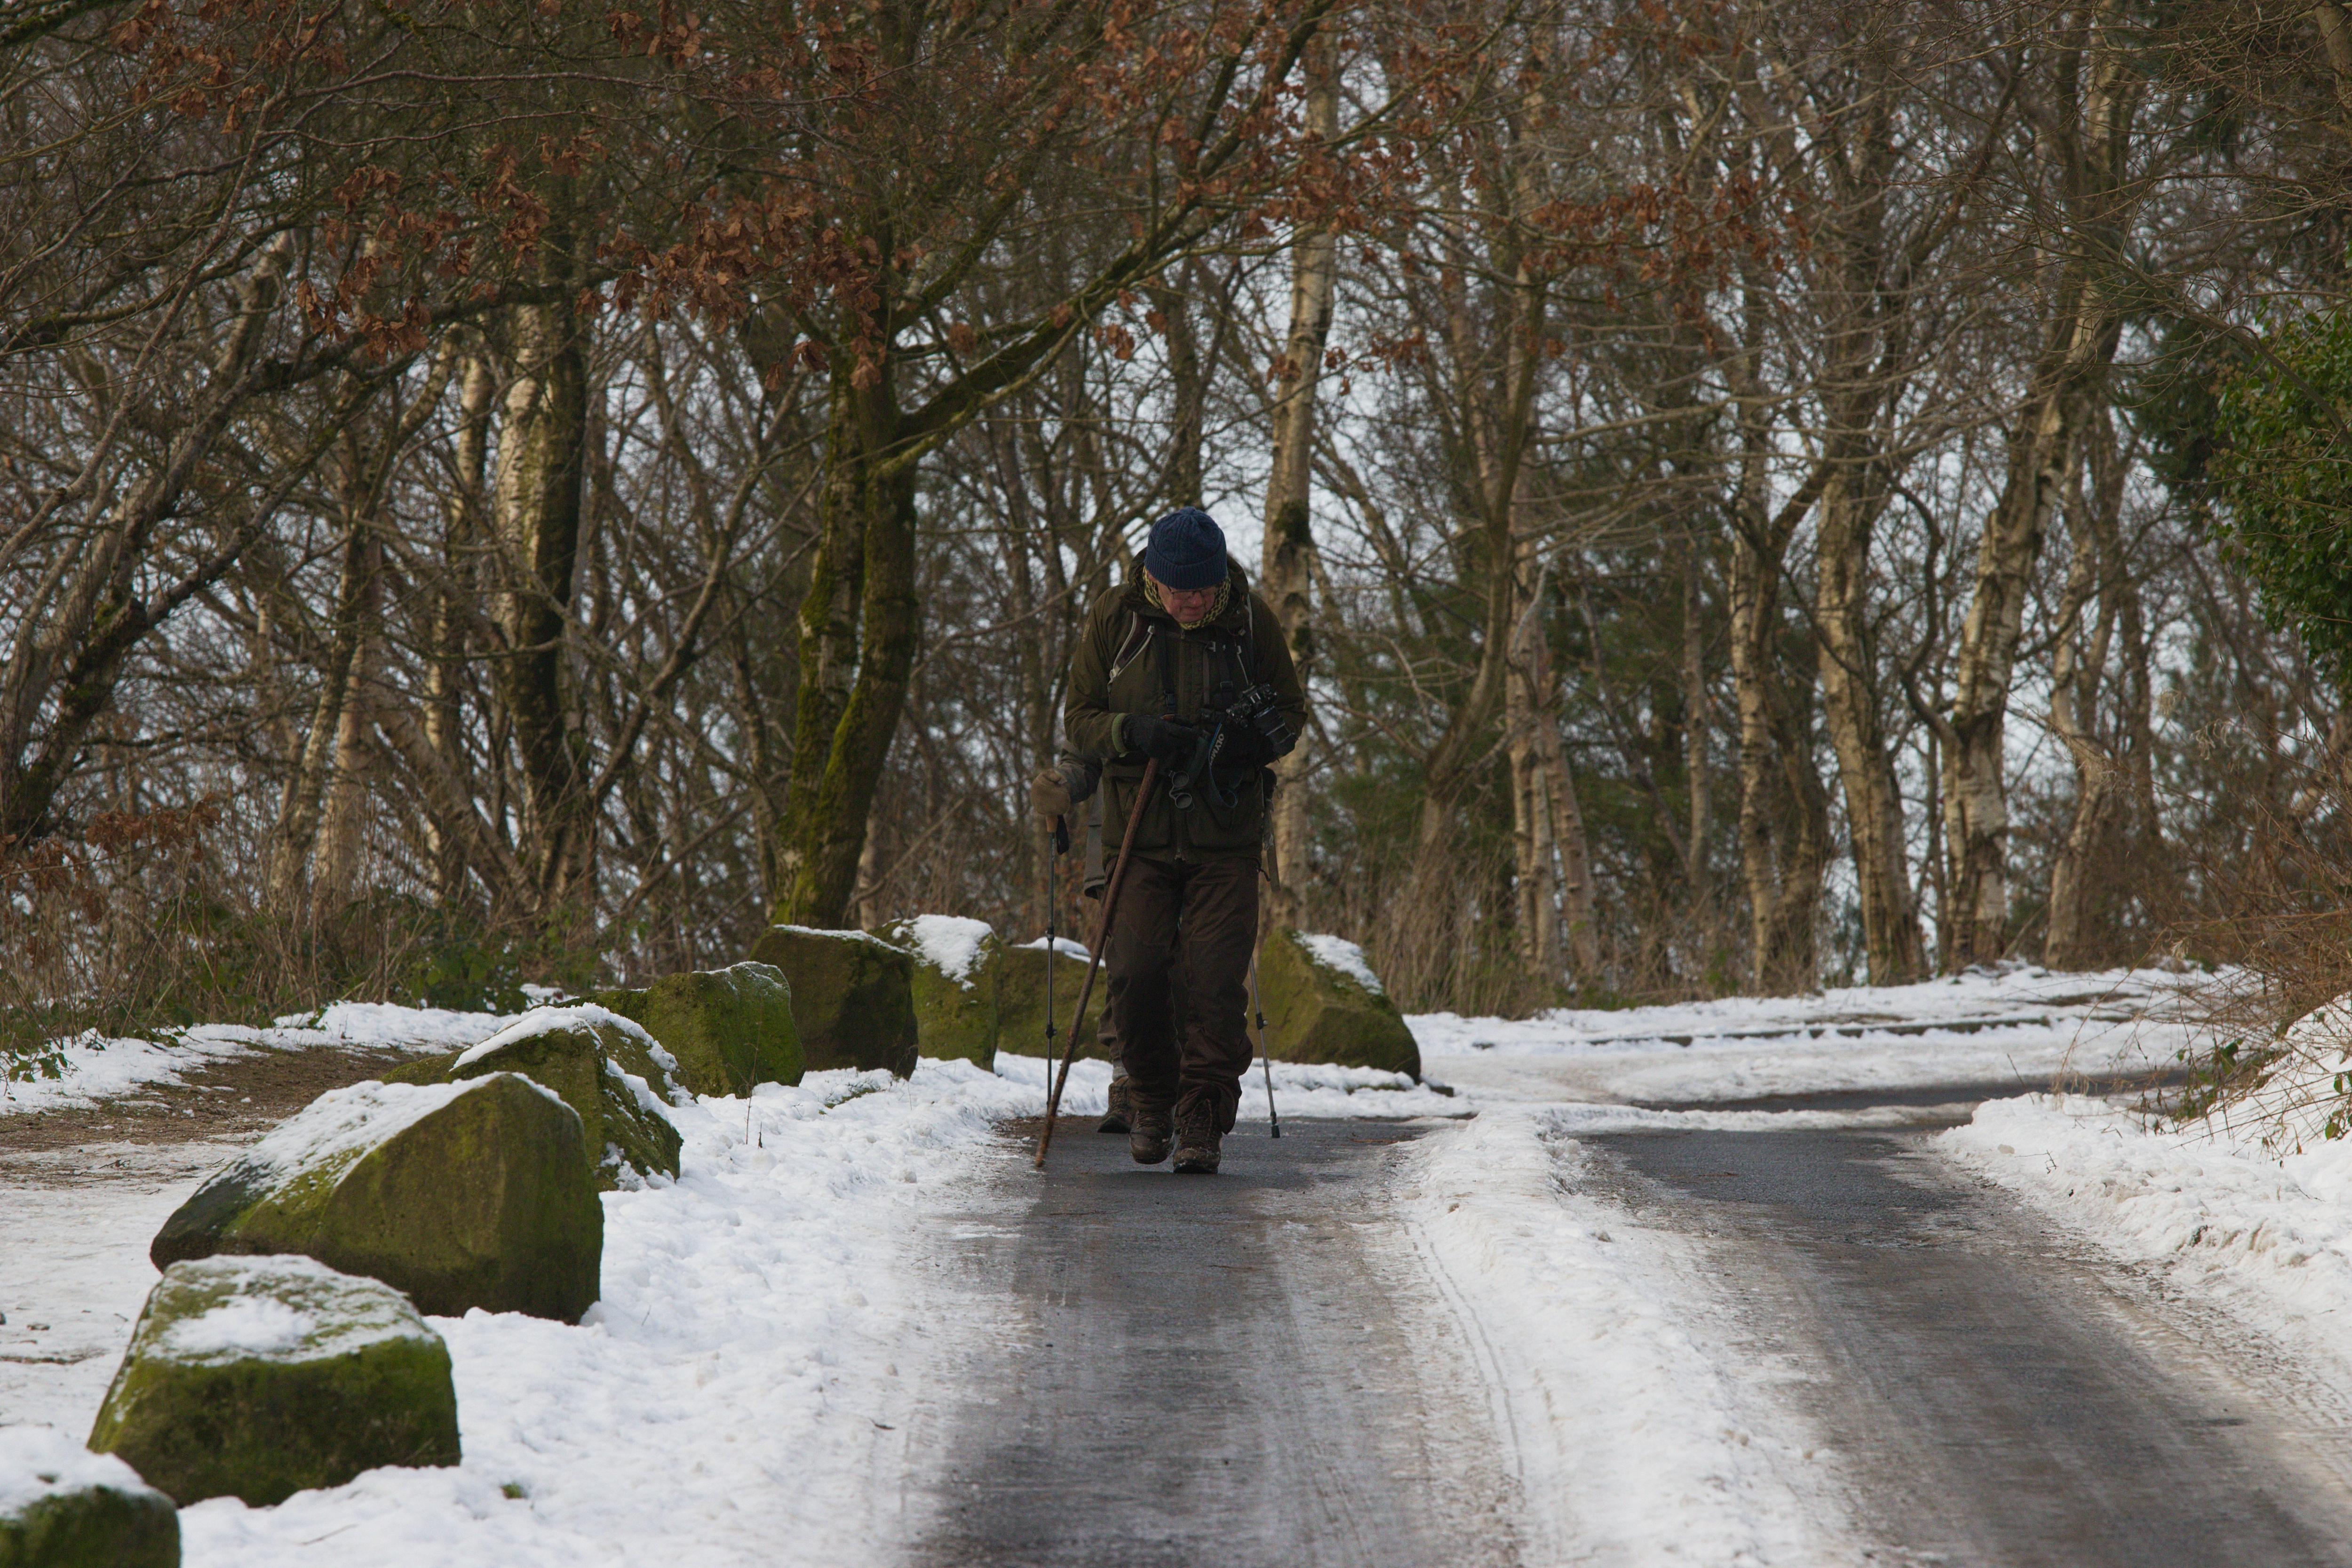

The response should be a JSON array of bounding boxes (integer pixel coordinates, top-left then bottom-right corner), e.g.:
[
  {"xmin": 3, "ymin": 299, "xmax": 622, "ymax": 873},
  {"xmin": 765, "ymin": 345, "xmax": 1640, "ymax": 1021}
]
[
  {"xmin": 1257, "ymin": 930, "xmax": 1421, "ymax": 1078},
  {"xmin": 0, "ymin": 1426, "xmax": 178, "ymax": 1568},
  {"xmin": 597, "ymin": 963, "xmax": 803, "ymax": 1095},
  {"xmin": 151, "ymin": 1073, "xmax": 602, "ymax": 1323},
  {"xmin": 744, "ymin": 926, "xmax": 919, "ymax": 1076},
  {"xmin": 448, "ymin": 1007, "xmax": 683, "ymax": 1187},
  {"xmin": 88, "ymin": 1256, "xmax": 460, "ymax": 1508},
  {"xmin": 996, "ymin": 940, "xmax": 1108, "ymax": 1060},
  {"xmin": 882, "ymin": 916, "xmax": 1001, "ymax": 1066}
]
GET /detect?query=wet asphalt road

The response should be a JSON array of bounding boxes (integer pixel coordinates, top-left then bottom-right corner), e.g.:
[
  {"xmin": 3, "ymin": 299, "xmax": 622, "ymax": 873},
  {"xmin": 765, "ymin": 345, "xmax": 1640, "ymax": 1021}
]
[
  {"xmin": 907, "ymin": 1118, "xmax": 1523, "ymax": 1568},
  {"xmin": 911, "ymin": 1098, "xmax": 2352, "ymax": 1567},
  {"xmin": 1595, "ymin": 1123, "xmax": 2352, "ymax": 1567}
]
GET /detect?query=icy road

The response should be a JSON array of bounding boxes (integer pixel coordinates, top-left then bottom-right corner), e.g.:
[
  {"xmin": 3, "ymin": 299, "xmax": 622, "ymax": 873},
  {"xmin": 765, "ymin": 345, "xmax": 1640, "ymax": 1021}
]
[{"xmin": 15, "ymin": 966, "xmax": 2352, "ymax": 1564}]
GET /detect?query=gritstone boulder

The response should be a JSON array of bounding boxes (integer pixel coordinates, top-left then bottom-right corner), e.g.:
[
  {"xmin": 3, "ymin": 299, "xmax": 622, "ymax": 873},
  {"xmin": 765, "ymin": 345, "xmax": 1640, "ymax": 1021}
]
[
  {"xmin": 881, "ymin": 915, "xmax": 1001, "ymax": 1066},
  {"xmin": 88, "ymin": 1255, "xmax": 460, "ymax": 1508},
  {"xmin": 0, "ymin": 1425, "xmax": 178, "ymax": 1568},
  {"xmin": 1256, "ymin": 930, "xmax": 1422, "ymax": 1078},
  {"xmin": 995, "ymin": 941, "xmax": 1108, "ymax": 1059},
  {"xmin": 745, "ymin": 926, "xmax": 919, "ymax": 1076},
  {"xmin": 596, "ymin": 963, "xmax": 803, "ymax": 1095},
  {"xmin": 149, "ymin": 1072, "xmax": 603, "ymax": 1322},
  {"xmin": 442, "ymin": 1006, "xmax": 684, "ymax": 1187}
]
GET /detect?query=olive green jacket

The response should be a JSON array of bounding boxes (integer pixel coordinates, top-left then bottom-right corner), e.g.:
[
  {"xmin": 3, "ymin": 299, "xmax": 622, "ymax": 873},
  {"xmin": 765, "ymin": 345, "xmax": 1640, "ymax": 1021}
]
[{"xmin": 1063, "ymin": 564, "xmax": 1308, "ymax": 862}]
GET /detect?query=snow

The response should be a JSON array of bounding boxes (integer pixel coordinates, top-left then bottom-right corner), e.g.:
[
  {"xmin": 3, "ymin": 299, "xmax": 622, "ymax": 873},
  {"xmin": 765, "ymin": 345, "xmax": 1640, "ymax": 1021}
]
[
  {"xmin": 1944, "ymin": 1089, "xmax": 2352, "ymax": 1391},
  {"xmin": 1410, "ymin": 965, "xmax": 2199, "ymax": 1107},
  {"xmin": 769, "ymin": 923, "xmax": 904, "ymax": 951},
  {"xmin": 455, "ymin": 1004, "xmax": 655, "ymax": 1071},
  {"xmin": 162, "ymin": 1294, "xmax": 320, "ymax": 1360},
  {"xmin": 0, "ymin": 1422, "xmax": 156, "ymax": 1513},
  {"xmin": 1295, "ymin": 932, "xmax": 1384, "ymax": 994},
  {"xmin": 1016, "ymin": 935, "xmax": 1090, "ymax": 959},
  {"xmin": 1399, "ymin": 1105, "xmax": 1856, "ymax": 1564},
  {"xmin": 2, "ymin": 1002, "xmax": 514, "ymax": 1118},
  {"xmin": 230, "ymin": 1078, "xmax": 476, "ymax": 1185},
  {"xmin": 151, "ymin": 1257, "xmax": 436, "ymax": 1364},
  {"xmin": 899, "ymin": 915, "xmax": 993, "ymax": 986}
]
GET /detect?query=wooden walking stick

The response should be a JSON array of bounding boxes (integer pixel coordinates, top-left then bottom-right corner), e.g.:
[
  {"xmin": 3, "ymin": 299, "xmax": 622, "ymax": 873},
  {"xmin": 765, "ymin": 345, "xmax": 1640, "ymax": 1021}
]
[{"xmin": 1034, "ymin": 758, "xmax": 1160, "ymax": 1170}]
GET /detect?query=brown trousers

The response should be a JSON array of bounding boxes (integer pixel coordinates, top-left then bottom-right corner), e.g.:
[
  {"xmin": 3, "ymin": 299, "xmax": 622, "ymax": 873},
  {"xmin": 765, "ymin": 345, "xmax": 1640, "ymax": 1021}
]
[{"xmin": 1104, "ymin": 854, "xmax": 1257, "ymax": 1130}]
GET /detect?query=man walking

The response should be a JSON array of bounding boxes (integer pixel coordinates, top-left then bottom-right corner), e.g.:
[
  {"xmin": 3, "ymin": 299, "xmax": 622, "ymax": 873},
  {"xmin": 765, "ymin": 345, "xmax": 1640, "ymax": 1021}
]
[{"xmin": 1030, "ymin": 507, "xmax": 1306, "ymax": 1173}]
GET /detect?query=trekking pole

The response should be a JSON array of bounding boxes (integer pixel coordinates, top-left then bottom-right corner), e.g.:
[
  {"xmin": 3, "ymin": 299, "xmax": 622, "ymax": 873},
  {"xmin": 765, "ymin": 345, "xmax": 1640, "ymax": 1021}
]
[
  {"xmin": 1250, "ymin": 952, "xmax": 1281, "ymax": 1139},
  {"xmin": 1035, "ymin": 759, "xmax": 1160, "ymax": 1170},
  {"xmin": 1043, "ymin": 813, "xmax": 1070, "ymax": 1082}
]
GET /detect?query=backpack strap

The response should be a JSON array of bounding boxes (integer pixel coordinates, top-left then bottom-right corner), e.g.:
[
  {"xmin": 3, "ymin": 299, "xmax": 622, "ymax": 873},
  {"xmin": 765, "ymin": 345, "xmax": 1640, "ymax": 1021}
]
[{"xmin": 1106, "ymin": 609, "xmax": 1152, "ymax": 686}]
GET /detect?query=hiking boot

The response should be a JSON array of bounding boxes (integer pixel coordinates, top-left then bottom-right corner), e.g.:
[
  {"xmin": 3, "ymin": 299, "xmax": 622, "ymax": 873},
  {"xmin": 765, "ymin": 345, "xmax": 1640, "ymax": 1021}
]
[
  {"xmin": 1129, "ymin": 1102, "xmax": 1172, "ymax": 1165},
  {"xmin": 1171, "ymin": 1103, "xmax": 1222, "ymax": 1175},
  {"xmin": 1098, "ymin": 1076, "xmax": 1134, "ymax": 1135}
]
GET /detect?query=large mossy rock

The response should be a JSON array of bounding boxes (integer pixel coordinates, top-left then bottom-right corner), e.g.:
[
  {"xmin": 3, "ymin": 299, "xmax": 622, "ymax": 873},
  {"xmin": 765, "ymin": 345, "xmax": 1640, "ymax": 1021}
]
[
  {"xmin": 996, "ymin": 940, "xmax": 1108, "ymax": 1060},
  {"xmin": 882, "ymin": 916, "xmax": 1001, "ymax": 1066},
  {"xmin": 0, "ymin": 1425, "xmax": 178, "ymax": 1568},
  {"xmin": 1257, "ymin": 930, "xmax": 1422, "ymax": 1078},
  {"xmin": 88, "ymin": 1256, "xmax": 460, "ymax": 1508},
  {"xmin": 744, "ymin": 926, "xmax": 919, "ymax": 1076},
  {"xmin": 597, "ymin": 963, "xmax": 803, "ymax": 1095},
  {"xmin": 448, "ymin": 1007, "xmax": 683, "ymax": 1187},
  {"xmin": 151, "ymin": 1073, "xmax": 603, "ymax": 1322}
]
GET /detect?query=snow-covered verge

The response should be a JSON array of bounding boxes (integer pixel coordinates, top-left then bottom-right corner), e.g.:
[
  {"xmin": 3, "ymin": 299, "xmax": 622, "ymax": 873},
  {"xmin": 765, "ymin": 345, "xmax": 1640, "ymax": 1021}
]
[
  {"xmin": 1945, "ymin": 1088, "xmax": 2352, "ymax": 1388},
  {"xmin": 2, "ymin": 1017, "xmax": 1462, "ymax": 1565},
  {"xmin": 1, "ymin": 1003, "xmax": 509, "ymax": 1116},
  {"xmin": 1409, "ymin": 964, "xmax": 2205, "ymax": 1106},
  {"xmin": 5, "ymin": 1059, "xmax": 1036, "ymax": 1566},
  {"xmin": 1396, "ymin": 1106, "xmax": 1860, "ymax": 1566}
]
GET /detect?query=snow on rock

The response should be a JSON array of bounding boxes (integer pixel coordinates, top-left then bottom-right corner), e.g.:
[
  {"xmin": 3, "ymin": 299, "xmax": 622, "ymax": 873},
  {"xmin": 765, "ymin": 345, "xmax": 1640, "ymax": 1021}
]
[
  {"xmin": 1294, "ymin": 932, "xmax": 1384, "ymax": 995},
  {"xmin": 1016, "ymin": 935, "xmax": 1090, "ymax": 960},
  {"xmin": 455, "ymin": 1003, "xmax": 658, "ymax": 1071},
  {"xmin": 143, "ymin": 1256, "xmax": 440, "ymax": 1367},
  {"xmin": 93, "ymin": 1256, "xmax": 461, "ymax": 1508},
  {"xmin": 0, "ymin": 1423, "xmax": 158, "ymax": 1515},
  {"xmin": 232, "ymin": 1079, "xmax": 478, "ymax": 1185},
  {"xmin": 0, "ymin": 1422, "xmax": 179, "ymax": 1568},
  {"xmin": 1399, "ymin": 1106, "xmax": 1857, "ymax": 1564},
  {"xmin": 900, "ymin": 915, "xmax": 995, "ymax": 988}
]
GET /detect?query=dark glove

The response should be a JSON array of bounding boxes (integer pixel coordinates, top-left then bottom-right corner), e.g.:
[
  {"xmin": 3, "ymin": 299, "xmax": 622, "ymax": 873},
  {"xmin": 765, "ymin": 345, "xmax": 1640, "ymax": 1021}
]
[
  {"xmin": 1123, "ymin": 714, "xmax": 1198, "ymax": 762},
  {"xmin": 1252, "ymin": 705, "xmax": 1298, "ymax": 760},
  {"xmin": 1216, "ymin": 726, "xmax": 1273, "ymax": 768}
]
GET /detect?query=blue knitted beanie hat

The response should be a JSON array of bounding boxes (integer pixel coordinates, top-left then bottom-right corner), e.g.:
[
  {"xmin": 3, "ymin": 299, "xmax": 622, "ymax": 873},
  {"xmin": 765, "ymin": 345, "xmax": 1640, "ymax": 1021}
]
[{"xmin": 1142, "ymin": 507, "xmax": 1228, "ymax": 591}]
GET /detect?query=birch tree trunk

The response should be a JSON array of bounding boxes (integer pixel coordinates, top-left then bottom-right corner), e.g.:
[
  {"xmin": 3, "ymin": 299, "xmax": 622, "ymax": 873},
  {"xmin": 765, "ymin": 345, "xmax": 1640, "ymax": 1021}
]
[
  {"xmin": 424, "ymin": 347, "xmax": 496, "ymax": 905},
  {"xmin": 1506, "ymin": 565, "xmax": 1564, "ymax": 982},
  {"xmin": 1816, "ymin": 466, "xmax": 1928, "ymax": 984},
  {"xmin": 314, "ymin": 533, "xmax": 383, "ymax": 911},
  {"xmin": 2044, "ymin": 406, "xmax": 2135, "ymax": 968},
  {"xmin": 490, "ymin": 278, "xmax": 597, "ymax": 914},
  {"xmin": 1942, "ymin": 0, "xmax": 2139, "ymax": 965},
  {"xmin": 1683, "ymin": 537, "xmax": 1713, "ymax": 907},
  {"xmin": 1260, "ymin": 33, "xmax": 1339, "ymax": 931}
]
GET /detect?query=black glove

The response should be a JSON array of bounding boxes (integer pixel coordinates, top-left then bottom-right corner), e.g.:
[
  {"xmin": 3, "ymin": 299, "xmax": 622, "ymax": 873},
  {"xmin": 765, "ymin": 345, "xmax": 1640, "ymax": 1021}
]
[
  {"xmin": 1252, "ymin": 705, "xmax": 1298, "ymax": 760},
  {"xmin": 1124, "ymin": 714, "xmax": 1198, "ymax": 762},
  {"xmin": 1216, "ymin": 725, "xmax": 1273, "ymax": 768}
]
